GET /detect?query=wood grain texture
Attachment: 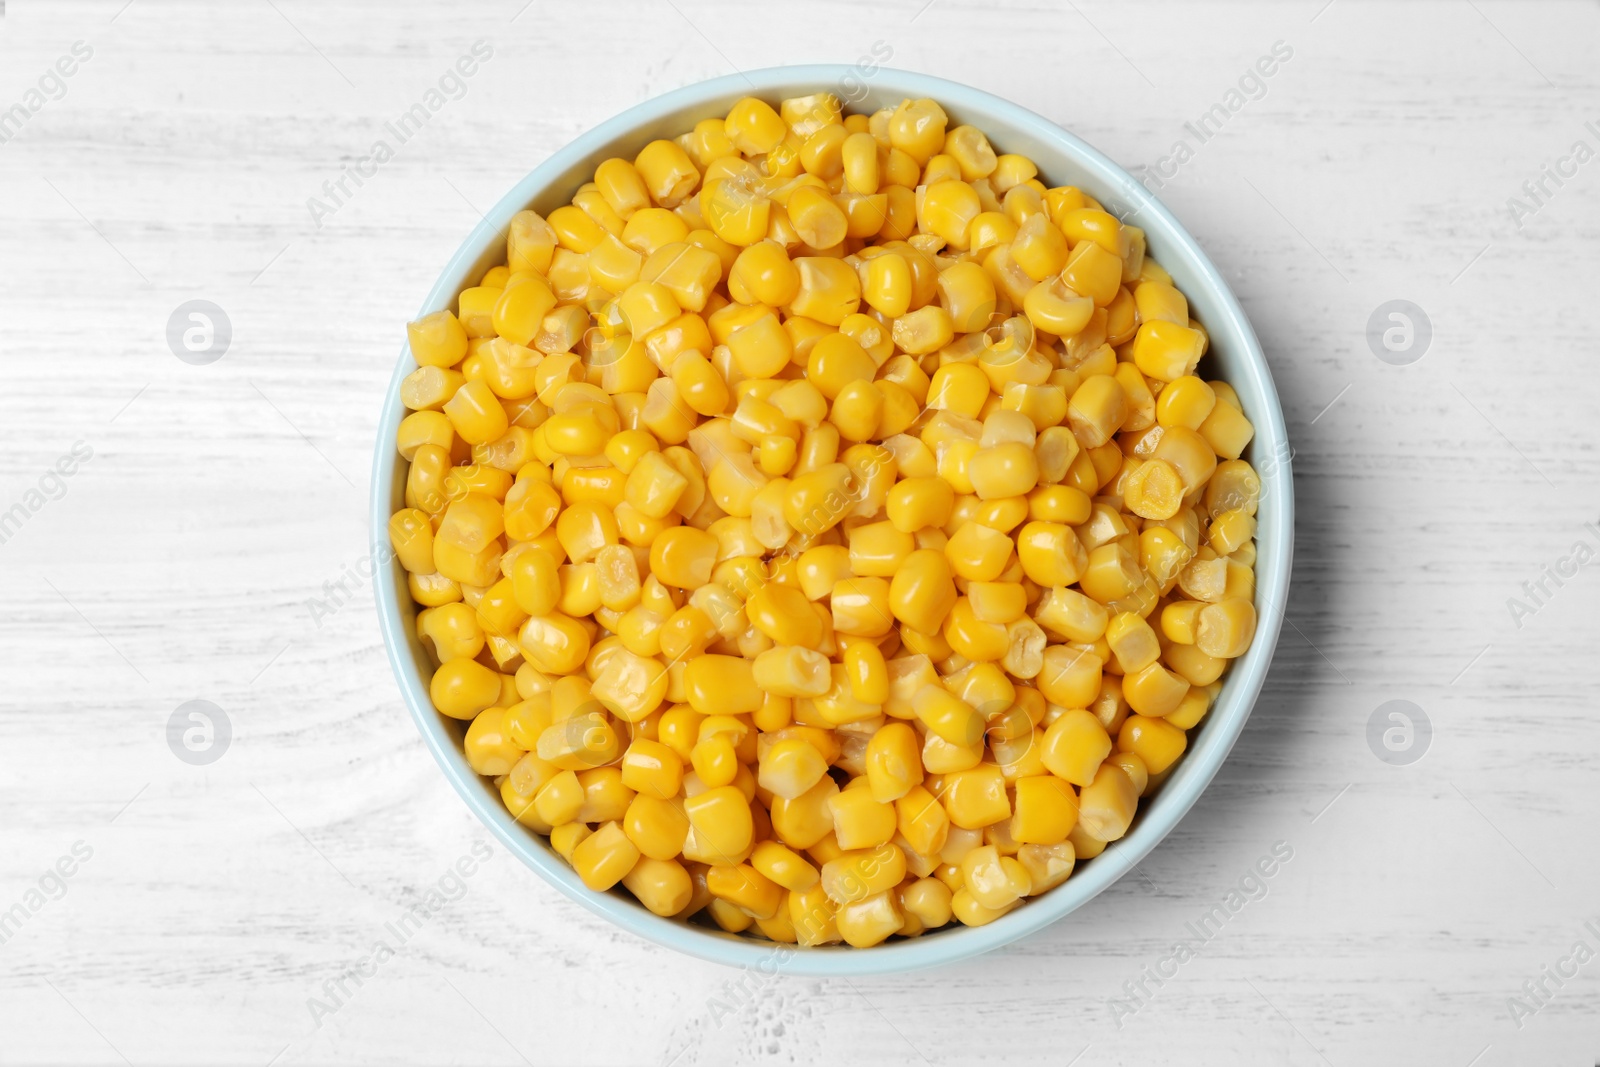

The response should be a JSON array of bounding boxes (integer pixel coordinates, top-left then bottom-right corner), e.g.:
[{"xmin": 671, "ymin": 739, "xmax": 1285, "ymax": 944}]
[{"xmin": 2, "ymin": 0, "xmax": 1598, "ymax": 1063}]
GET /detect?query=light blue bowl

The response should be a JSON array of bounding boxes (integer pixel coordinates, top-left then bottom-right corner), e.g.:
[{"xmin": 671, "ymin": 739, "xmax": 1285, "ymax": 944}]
[{"xmin": 373, "ymin": 64, "xmax": 1293, "ymax": 976}]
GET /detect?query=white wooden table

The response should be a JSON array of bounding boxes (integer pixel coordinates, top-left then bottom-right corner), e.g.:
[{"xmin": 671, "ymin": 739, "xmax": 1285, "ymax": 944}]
[{"xmin": 3, "ymin": 0, "xmax": 1597, "ymax": 1063}]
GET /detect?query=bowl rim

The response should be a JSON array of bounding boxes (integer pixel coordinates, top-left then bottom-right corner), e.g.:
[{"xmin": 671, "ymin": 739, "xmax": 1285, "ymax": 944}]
[{"xmin": 372, "ymin": 63, "xmax": 1294, "ymax": 977}]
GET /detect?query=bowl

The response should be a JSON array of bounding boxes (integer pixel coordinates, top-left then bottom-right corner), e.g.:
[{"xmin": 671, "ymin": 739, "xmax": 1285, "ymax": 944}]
[{"xmin": 373, "ymin": 64, "xmax": 1294, "ymax": 976}]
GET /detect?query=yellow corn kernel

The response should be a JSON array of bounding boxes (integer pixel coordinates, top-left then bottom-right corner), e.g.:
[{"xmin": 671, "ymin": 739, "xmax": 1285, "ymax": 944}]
[
  {"xmin": 851, "ymin": 721, "xmax": 920, "ymax": 804},
  {"xmin": 1160, "ymin": 600, "xmax": 1203, "ymax": 645},
  {"xmin": 707, "ymin": 863, "xmax": 784, "ymax": 920},
  {"xmin": 890, "ymin": 304, "xmax": 955, "ymax": 356},
  {"xmin": 1076, "ymin": 763, "xmax": 1139, "ymax": 843},
  {"xmin": 835, "ymin": 891, "xmax": 903, "ymax": 948},
  {"xmin": 926, "ymin": 264, "xmax": 994, "ymax": 337},
  {"xmin": 789, "ymin": 256, "xmax": 862, "ymax": 327},
  {"xmin": 918, "ymin": 179, "xmax": 980, "ymax": 250},
  {"xmin": 569, "ymin": 820, "xmax": 640, "ymax": 891},
  {"xmin": 518, "ymin": 612, "xmax": 592, "ymax": 675},
  {"xmin": 1164, "ymin": 639, "xmax": 1222, "ymax": 687},
  {"xmin": 965, "ymin": 442, "xmax": 1038, "ymax": 500},
  {"xmin": 1014, "ymin": 521, "xmax": 1086, "ymax": 587},
  {"xmin": 1196, "ymin": 597, "xmax": 1257, "ymax": 659},
  {"xmin": 691, "ymin": 736, "xmax": 739, "ymax": 788},
  {"xmin": 432, "ymin": 535, "xmax": 501, "ymax": 588},
  {"xmin": 1117, "ymin": 713, "xmax": 1187, "ymax": 776},
  {"xmin": 591, "ymin": 157, "xmax": 651, "ymax": 220},
  {"xmin": 833, "ymin": 129, "xmax": 878, "ymax": 193},
  {"xmin": 1010, "ymin": 213, "xmax": 1069, "ymax": 280},
  {"xmin": 723, "ymin": 96, "xmax": 786, "ymax": 154},
  {"xmin": 407, "ymin": 309, "xmax": 469, "ymax": 370},
  {"xmin": 683, "ymin": 654, "xmax": 761, "ymax": 716},
  {"xmin": 758, "ymin": 735, "xmax": 830, "ymax": 801},
  {"xmin": 826, "ymin": 380, "xmax": 881, "ymax": 443},
  {"xmin": 886, "ymin": 548, "xmax": 958, "ymax": 635},
  {"xmin": 533, "ymin": 770, "xmax": 586, "ymax": 826},
  {"xmin": 939, "ymin": 597, "xmax": 1006, "ymax": 662},
  {"xmin": 1177, "ymin": 553, "xmax": 1228, "ymax": 603},
  {"xmin": 719, "ymin": 312, "xmax": 789, "ymax": 381},
  {"xmin": 593, "ymin": 543, "xmax": 642, "ymax": 614},
  {"xmin": 649, "ymin": 525, "xmax": 717, "ymax": 590},
  {"xmin": 1162, "ymin": 683, "xmax": 1213, "ymax": 731},
  {"xmin": 1198, "ymin": 396, "xmax": 1255, "ymax": 460},
  {"xmin": 507, "ymin": 544, "xmax": 560, "ymax": 615},
  {"xmin": 388, "ymin": 508, "xmax": 435, "ymax": 574},
  {"xmin": 845, "ymin": 520, "xmax": 913, "ymax": 578},
  {"xmin": 828, "ymin": 787, "xmax": 897, "ymax": 850},
  {"xmin": 1207, "ymin": 459, "xmax": 1262, "ymax": 519},
  {"xmin": 1058, "ymin": 207, "xmax": 1124, "ymax": 255},
  {"xmin": 590, "ymin": 647, "xmax": 668, "ymax": 723},
  {"xmin": 860, "ymin": 251, "xmax": 911, "ymax": 318},
  {"xmin": 884, "ymin": 97, "xmax": 947, "ymax": 163},
  {"xmin": 742, "ymin": 579, "xmax": 821, "ymax": 643},
  {"xmin": 799, "ymin": 334, "xmax": 872, "ymax": 404},
  {"xmin": 1105, "ymin": 611, "xmax": 1162, "ymax": 674},
  {"xmin": 622, "ymin": 792, "xmax": 688, "ymax": 860},
  {"xmin": 925, "ymin": 364, "xmax": 990, "ymax": 421},
  {"xmin": 1061, "ymin": 239, "xmax": 1123, "ymax": 307},
  {"xmin": 913, "ymin": 684, "xmax": 983, "ymax": 747},
  {"xmin": 751, "ymin": 646, "xmax": 830, "ymax": 701},
  {"xmin": 892, "ymin": 786, "xmax": 948, "ymax": 858},
  {"xmin": 622, "ymin": 856, "xmax": 693, "ymax": 917},
  {"xmin": 462, "ymin": 706, "xmax": 524, "ymax": 776},
  {"xmin": 1155, "ymin": 374, "xmax": 1216, "ymax": 431},
  {"xmin": 700, "ymin": 177, "xmax": 771, "ymax": 247},
  {"xmin": 620, "ymin": 738, "xmax": 683, "ymax": 800},
  {"xmin": 706, "ymin": 897, "xmax": 753, "ymax": 932},
  {"xmin": 506, "ymin": 210, "xmax": 557, "ymax": 275},
  {"xmin": 574, "ymin": 766, "xmax": 634, "ymax": 824},
  {"xmin": 1020, "ymin": 273, "xmax": 1094, "ymax": 338},
  {"xmin": 729, "ymin": 240, "xmax": 799, "ymax": 307},
  {"xmin": 457, "ymin": 286, "xmax": 503, "ymax": 338},
  {"xmin": 1122, "ymin": 661, "xmax": 1191, "ymax": 717},
  {"xmin": 1037, "ymin": 643, "xmax": 1103, "ymax": 710},
  {"xmin": 1132, "ymin": 319, "xmax": 1205, "ymax": 383},
  {"xmin": 634, "ymin": 139, "xmax": 700, "ymax": 207},
  {"xmin": 886, "ymin": 477, "xmax": 955, "ymax": 534},
  {"xmin": 1007, "ymin": 775, "xmax": 1076, "ymax": 846},
  {"xmin": 959, "ymin": 582, "xmax": 1021, "ymax": 626},
  {"xmin": 442, "ymin": 379, "xmax": 510, "ymax": 446},
  {"xmin": 397, "ymin": 412, "xmax": 455, "ymax": 466},
  {"xmin": 1016, "ymin": 840, "xmax": 1075, "ymax": 895},
  {"xmin": 820, "ymin": 840, "xmax": 907, "ymax": 906},
  {"xmin": 751, "ymin": 840, "xmax": 820, "ymax": 892},
  {"xmin": 943, "ymin": 521, "xmax": 1013, "ymax": 582},
  {"xmin": 1207, "ymin": 507, "xmax": 1254, "ymax": 556},
  {"xmin": 951, "ymin": 885, "xmax": 1018, "ymax": 927},
  {"xmin": 1030, "ymin": 700, "xmax": 1107, "ymax": 783},
  {"xmin": 684, "ymin": 785, "xmax": 755, "ymax": 861},
  {"xmin": 1079, "ymin": 540, "xmax": 1143, "ymax": 604},
  {"xmin": 425, "ymin": 655, "xmax": 499, "ymax": 723},
  {"xmin": 1066, "ymin": 374, "xmax": 1127, "ymax": 450},
  {"xmin": 934, "ymin": 767, "xmax": 1011, "ymax": 831},
  {"xmin": 799, "ymin": 123, "xmax": 847, "ymax": 178},
  {"xmin": 785, "ymin": 185, "xmax": 847, "ymax": 249},
  {"xmin": 556, "ymin": 561, "xmax": 602, "ymax": 618},
  {"xmin": 836, "ymin": 638, "xmax": 886, "ymax": 706},
  {"xmin": 827, "ymin": 576, "xmax": 890, "ymax": 639},
  {"xmin": 961, "ymin": 844, "xmax": 1032, "ymax": 909},
  {"xmin": 788, "ymin": 881, "xmax": 841, "ymax": 946}
]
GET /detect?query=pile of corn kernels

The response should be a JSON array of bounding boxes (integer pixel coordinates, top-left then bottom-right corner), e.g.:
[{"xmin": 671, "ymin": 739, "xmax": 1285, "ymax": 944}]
[{"xmin": 389, "ymin": 92, "xmax": 1261, "ymax": 948}]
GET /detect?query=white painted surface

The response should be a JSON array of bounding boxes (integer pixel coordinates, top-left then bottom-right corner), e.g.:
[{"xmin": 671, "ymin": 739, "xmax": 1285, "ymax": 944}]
[{"xmin": 2, "ymin": 0, "xmax": 1598, "ymax": 1063}]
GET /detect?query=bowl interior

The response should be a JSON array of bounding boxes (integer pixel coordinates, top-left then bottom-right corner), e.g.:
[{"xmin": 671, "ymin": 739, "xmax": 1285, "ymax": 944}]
[{"xmin": 372, "ymin": 64, "xmax": 1293, "ymax": 976}]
